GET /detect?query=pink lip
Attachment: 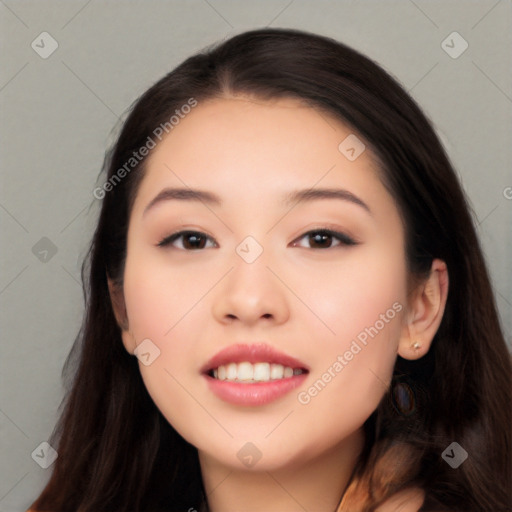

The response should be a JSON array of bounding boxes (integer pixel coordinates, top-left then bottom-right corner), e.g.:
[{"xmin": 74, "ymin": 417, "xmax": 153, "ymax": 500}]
[
  {"xmin": 200, "ymin": 343, "xmax": 309, "ymax": 373},
  {"xmin": 204, "ymin": 373, "xmax": 308, "ymax": 406},
  {"xmin": 201, "ymin": 343, "xmax": 309, "ymax": 407}
]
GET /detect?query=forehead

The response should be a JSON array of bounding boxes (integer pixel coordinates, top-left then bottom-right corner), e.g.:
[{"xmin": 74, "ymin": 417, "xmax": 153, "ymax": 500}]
[
  {"xmin": 152, "ymin": 95, "xmax": 360, "ymax": 165},
  {"xmin": 132, "ymin": 96, "xmax": 389, "ymax": 216}
]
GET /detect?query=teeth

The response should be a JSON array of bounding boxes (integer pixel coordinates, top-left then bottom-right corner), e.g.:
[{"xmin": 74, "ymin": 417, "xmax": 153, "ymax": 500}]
[
  {"xmin": 238, "ymin": 362, "xmax": 253, "ymax": 380},
  {"xmin": 253, "ymin": 362, "xmax": 270, "ymax": 381},
  {"xmin": 211, "ymin": 362, "xmax": 304, "ymax": 383},
  {"xmin": 270, "ymin": 363, "xmax": 284, "ymax": 379},
  {"xmin": 226, "ymin": 363, "xmax": 237, "ymax": 380}
]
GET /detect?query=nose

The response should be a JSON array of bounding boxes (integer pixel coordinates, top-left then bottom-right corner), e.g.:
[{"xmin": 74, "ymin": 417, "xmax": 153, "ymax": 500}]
[{"xmin": 211, "ymin": 245, "xmax": 290, "ymax": 327}]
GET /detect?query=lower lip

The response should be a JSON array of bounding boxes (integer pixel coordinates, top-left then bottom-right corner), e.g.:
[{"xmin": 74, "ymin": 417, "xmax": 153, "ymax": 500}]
[{"xmin": 204, "ymin": 373, "xmax": 308, "ymax": 406}]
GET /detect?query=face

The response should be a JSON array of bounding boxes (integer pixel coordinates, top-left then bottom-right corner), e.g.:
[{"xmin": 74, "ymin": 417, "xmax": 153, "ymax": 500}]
[{"xmin": 118, "ymin": 96, "xmax": 409, "ymax": 472}]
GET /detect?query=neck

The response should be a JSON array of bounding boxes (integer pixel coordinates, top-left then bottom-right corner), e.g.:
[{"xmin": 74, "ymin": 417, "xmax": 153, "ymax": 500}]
[{"xmin": 199, "ymin": 428, "xmax": 365, "ymax": 512}]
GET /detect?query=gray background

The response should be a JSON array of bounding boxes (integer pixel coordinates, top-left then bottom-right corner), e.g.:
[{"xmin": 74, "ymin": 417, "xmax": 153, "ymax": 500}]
[{"xmin": 1, "ymin": 1, "xmax": 511, "ymax": 510}]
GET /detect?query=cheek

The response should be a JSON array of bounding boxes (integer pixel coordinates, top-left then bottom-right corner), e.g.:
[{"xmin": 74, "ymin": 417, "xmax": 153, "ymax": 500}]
[
  {"xmin": 122, "ymin": 246, "xmax": 210, "ymax": 344},
  {"xmin": 292, "ymin": 244, "xmax": 407, "ymax": 347},
  {"xmin": 121, "ymin": 261, "xmax": 202, "ymax": 446},
  {"xmin": 292, "ymin": 247, "xmax": 406, "ymax": 421},
  {"xmin": 121, "ymin": 248, "xmax": 214, "ymax": 437}
]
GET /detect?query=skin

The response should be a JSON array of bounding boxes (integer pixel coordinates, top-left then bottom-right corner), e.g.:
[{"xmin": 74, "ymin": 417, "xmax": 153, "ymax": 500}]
[{"xmin": 109, "ymin": 96, "xmax": 448, "ymax": 512}]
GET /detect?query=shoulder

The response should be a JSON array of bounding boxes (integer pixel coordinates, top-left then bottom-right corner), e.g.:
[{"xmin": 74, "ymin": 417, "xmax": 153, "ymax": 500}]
[{"xmin": 375, "ymin": 487, "xmax": 425, "ymax": 512}]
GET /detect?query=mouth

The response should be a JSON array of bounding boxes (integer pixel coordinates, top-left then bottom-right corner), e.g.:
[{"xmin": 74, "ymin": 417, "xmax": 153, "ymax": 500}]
[
  {"xmin": 201, "ymin": 343, "xmax": 309, "ymax": 406},
  {"xmin": 206, "ymin": 362, "xmax": 307, "ymax": 383}
]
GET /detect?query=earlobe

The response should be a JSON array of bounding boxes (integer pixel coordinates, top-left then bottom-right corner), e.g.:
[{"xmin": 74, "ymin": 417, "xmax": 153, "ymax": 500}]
[
  {"xmin": 398, "ymin": 259, "xmax": 449, "ymax": 360},
  {"xmin": 120, "ymin": 330, "xmax": 136, "ymax": 356}
]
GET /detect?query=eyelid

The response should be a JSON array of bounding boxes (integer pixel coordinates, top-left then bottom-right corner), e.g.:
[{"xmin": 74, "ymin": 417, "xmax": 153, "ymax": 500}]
[
  {"xmin": 156, "ymin": 230, "xmax": 217, "ymax": 249},
  {"xmin": 291, "ymin": 228, "xmax": 358, "ymax": 248}
]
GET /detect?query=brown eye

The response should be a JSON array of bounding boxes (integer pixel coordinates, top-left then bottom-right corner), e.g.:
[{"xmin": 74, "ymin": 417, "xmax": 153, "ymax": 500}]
[
  {"xmin": 157, "ymin": 231, "xmax": 216, "ymax": 250},
  {"xmin": 293, "ymin": 229, "xmax": 357, "ymax": 249},
  {"xmin": 308, "ymin": 232, "xmax": 335, "ymax": 249}
]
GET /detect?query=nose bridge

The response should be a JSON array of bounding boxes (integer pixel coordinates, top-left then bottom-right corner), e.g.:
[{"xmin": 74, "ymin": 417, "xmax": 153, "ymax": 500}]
[{"xmin": 211, "ymin": 231, "xmax": 290, "ymax": 325}]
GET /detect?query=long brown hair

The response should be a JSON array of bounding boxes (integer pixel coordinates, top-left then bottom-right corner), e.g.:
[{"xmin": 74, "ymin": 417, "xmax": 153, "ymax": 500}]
[{"xmin": 29, "ymin": 28, "xmax": 511, "ymax": 512}]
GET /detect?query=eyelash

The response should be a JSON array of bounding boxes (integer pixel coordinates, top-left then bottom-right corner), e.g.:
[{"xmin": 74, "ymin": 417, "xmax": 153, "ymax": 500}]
[{"xmin": 156, "ymin": 228, "xmax": 358, "ymax": 250}]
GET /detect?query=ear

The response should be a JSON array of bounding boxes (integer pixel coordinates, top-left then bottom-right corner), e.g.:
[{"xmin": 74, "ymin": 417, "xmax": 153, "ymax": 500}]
[
  {"xmin": 398, "ymin": 259, "xmax": 449, "ymax": 360},
  {"xmin": 107, "ymin": 276, "xmax": 136, "ymax": 355}
]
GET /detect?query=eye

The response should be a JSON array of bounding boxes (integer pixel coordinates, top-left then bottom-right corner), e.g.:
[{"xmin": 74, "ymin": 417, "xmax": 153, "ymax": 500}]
[
  {"xmin": 157, "ymin": 230, "xmax": 216, "ymax": 250},
  {"xmin": 291, "ymin": 229, "xmax": 358, "ymax": 249},
  {"xmin": 157, "ymin": 228, "xmax": 358, "ymax": 251}
]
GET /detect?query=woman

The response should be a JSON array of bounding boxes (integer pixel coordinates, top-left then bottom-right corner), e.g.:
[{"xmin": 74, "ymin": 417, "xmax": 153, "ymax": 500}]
[{"xmin": 28, "ymin": 28, "xmax": 511, "ymax": 512}]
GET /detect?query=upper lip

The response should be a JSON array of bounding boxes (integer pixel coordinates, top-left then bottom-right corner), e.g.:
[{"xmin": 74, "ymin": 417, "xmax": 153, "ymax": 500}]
[{"xmin": 201, "ymin": 343, "xmax": 310, "ymax": 373}]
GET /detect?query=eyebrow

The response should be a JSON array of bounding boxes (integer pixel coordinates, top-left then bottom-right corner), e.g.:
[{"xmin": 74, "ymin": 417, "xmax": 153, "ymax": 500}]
[
  {"xmin": 143, "ymin": 187, "xmax": 372, "ymax": 216},
  {"xmin": 284, "ymin": 188, "xmax": 371, "ymax": 214}
]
